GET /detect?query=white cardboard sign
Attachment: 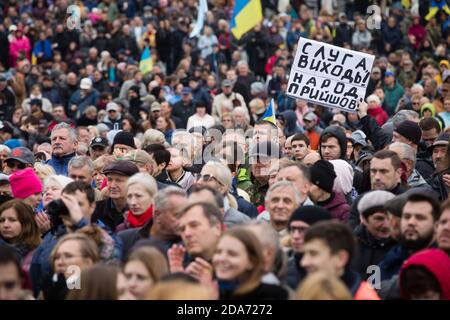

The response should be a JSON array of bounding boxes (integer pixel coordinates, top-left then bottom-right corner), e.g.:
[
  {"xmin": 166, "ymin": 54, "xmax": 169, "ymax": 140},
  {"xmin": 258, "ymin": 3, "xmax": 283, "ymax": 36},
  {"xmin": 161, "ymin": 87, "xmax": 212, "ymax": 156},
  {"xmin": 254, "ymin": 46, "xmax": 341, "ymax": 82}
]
[{"xmin": 287, "ymin": 37, "xmax": 375, "ymax": 113}]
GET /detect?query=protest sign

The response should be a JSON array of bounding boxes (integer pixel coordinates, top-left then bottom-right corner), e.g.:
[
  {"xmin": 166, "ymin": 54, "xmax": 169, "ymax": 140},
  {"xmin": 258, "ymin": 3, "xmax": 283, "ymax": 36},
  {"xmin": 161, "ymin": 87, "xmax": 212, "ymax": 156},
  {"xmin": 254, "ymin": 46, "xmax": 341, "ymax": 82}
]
[{"xmin": 287, "ymin": 37, "xmax": 375, "ymax": 113}]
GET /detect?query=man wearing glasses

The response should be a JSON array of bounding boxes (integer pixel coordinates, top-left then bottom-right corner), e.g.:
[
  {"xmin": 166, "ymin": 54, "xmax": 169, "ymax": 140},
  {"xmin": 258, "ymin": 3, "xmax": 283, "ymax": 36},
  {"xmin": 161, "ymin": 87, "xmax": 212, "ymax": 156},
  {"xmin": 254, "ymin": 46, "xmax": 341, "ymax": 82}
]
[
  {"xmin": 103, "ymin": 102, "xmax": 123, "ymax": 130},
  {"xmin": 4, "ymin": 147, "xmax": 35, "ymax": 175},
  {"xmin": 285, "ymin": 205, "xmax": 331, "ymax": 290}
]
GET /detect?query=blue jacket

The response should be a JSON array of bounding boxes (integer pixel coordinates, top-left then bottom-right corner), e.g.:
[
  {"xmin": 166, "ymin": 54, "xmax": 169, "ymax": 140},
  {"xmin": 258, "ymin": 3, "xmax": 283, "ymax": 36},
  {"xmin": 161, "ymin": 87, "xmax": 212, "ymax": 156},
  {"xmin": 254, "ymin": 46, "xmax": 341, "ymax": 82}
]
[
  {"xmin": 378, "ymin": 244, "xmax": 410, "ymax": 281},
  {"xmin": 47, "ymin": 153, "xmax": 75, "ymax": 176},
  {"xmin": 33, "ymin": 39, "xmax": 53, "ymax": 61},
  {"xmin": 68, "ymin": 89, "xmax": 99, "ymax": 118}
]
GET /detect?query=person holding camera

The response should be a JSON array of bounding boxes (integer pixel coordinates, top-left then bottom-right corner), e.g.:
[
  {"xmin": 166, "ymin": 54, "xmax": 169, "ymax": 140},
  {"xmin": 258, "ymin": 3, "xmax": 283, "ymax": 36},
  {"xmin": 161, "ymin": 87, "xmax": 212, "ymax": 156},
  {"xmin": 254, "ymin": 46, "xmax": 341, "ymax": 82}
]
[{"xmin": 29, "ymin": 180, "xmax": 121, "ymax": 298}]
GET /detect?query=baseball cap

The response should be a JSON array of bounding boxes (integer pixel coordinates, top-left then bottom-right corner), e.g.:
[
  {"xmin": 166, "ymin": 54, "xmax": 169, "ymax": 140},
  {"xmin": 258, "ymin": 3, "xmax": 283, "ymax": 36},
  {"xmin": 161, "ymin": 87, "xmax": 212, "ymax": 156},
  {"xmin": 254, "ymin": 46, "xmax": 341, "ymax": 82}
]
[
  {"xmin": 6, "ymin": 147, "xmax": 35, "ymax": 165},
  {"xmin": 428, "ymin": 133, "xmax": 450, "ymax": 152},
  {"xmin": 351, "ymin": 130, "xmax": 368, "ymax": 147},
  {"xmin": 90, "ymin": 136, "xmax": 108, "ymax": 148},
  {"xmin": 103, "ymin": 160, "xmax": 139, "ymax": 177},
  {"xmin": 123, "ymin": 150, "xmax": 152, "ymax": 165},
  {"xmin": 222, "ymin": 79, "xmax": 233, "ymax": 87},
  {"xmin": 385, "ymin": 70, "xmax": 395, "ymax": 77},
  {"xmin": 182, "ymin": 87, "xmax": 192, "ymax": 95},
  {"xmin": 151, "ymin": 101, "xmax": 161, "ymax": 112},
  {"xmin": 106, "ymin": 102, "xmax": 119, "ymax": 112},
  {"xmin": 80, "ymin": 77, "xmax": 92, "ymax": 90},
  {"xmin": 303, "ymin": 112, "xmax": 318, "ymax": 122}
]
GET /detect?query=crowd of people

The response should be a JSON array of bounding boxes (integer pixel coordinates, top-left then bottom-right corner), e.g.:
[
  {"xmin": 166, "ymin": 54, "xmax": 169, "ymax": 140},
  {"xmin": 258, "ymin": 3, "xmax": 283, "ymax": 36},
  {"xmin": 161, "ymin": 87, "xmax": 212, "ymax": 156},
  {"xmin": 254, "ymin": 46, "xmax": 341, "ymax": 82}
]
[{"xmin": 1, "ymin": 0, "xmax": 450, "ymax": 301}]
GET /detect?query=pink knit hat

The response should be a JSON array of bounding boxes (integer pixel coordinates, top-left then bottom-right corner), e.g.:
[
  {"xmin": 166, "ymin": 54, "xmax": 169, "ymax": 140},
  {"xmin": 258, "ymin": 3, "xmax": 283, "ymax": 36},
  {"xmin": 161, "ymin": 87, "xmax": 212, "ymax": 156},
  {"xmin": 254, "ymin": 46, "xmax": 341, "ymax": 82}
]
[{"xmin": 9, "ymin": 168, "xmax": 43, "ymax": 199}]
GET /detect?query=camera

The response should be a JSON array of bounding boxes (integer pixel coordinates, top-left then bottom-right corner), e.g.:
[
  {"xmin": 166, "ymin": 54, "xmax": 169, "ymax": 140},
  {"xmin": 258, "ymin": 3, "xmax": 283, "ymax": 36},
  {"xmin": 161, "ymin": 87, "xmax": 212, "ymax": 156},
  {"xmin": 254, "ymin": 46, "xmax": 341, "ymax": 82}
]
[{"xmin": 46, "ymin": 199, "xmax": 70, "ymax": 217}]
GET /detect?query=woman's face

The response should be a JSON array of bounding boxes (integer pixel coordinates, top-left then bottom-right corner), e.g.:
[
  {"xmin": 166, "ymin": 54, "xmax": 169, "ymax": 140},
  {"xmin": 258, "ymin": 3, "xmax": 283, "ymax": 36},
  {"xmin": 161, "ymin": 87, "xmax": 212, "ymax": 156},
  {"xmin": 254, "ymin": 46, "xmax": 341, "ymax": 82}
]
[
  {"xmin": 222, "ymin": 116, "xmax": 234, "ymax": 129},
  {"xmin": 122, "ymin": 119, "xmax": 131, "ymax": 131},
  {"xmin": 43, "ymin": 180, "xmax": 63, "ymax": 208},
  {"xmin": 117, "ymin": 272, "xmax": 135, "ymax": 300},
  {"xmin": 0, "ymin": 208, "xmax": 22, "ymax": 241},
  {"xmin": 53, "ymin": 240, "xmax": 93, "ymax": 279},
  {"xmin": 156, "ymin": 117, "xmax": 167, "ymax": 130},
  {"xmin": 213, "ymin": 236, "xmax": 253, "ymax": 281},
  {"xmin": 24, "ymin": 193, "xmax": 42, "ymax": 210},
  {"xmin": 93, "ymin": 170, "xmax": 105, "ymax": 189},
  {"xmin": 124, "ymin": 260, "xmax": 154, "ymax": 300},
  {"xmin": 127, "ymin": 183, "xmax": 153, "ymax": 216}
]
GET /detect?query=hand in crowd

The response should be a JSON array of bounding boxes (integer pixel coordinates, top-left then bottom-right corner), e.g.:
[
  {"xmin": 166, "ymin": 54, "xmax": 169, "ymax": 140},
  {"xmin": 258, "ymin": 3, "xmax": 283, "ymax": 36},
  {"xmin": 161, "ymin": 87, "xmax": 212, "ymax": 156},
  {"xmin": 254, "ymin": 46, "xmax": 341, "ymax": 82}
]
[
  {"xmin": 167, "ymin": 244, "xmax": 186, "ymax": 273},
  {"xmin": 35, "ymin": 212, "xmax": 51, "ymax": 234}
]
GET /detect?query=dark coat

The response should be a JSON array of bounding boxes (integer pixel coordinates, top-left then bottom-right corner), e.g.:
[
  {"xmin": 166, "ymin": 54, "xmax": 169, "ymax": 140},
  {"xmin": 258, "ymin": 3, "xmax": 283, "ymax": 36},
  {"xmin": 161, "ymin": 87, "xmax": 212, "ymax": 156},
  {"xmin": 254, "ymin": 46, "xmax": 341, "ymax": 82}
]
[
  {"xmin": 219, "ymin": 282, "xmax": 288, "ymax": 300},
  {"xmin": 353, "ymin": 225, "xmax": 397, "ymax": 280},
  {"xmin": 378, "ymin": 244, "xmax": 410, "ymax": 281},
  {"xmin": 172, "ymin": 100, "xmax": 196, "ymax": 129},
  {"xmin": 318, "ymin": 126, "xmax": 348, "ymax": 160},
  {"xmin": 92, "ymin": 198, "xmax": 128, "ymax": 232},
  {"xmin": 286, "ymin": 252, "xmax": 306, "ymax": 290},
  {"xmin": 319, "ymin": 191, "xmax": 350, "ymax": 222}
]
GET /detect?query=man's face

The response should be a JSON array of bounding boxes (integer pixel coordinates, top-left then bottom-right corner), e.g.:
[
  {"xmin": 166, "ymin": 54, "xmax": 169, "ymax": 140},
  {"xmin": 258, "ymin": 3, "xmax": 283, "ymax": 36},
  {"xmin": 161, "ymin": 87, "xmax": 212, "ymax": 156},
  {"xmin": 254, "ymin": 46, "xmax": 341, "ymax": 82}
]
[
  {"xmin": 68, "ymin": 165, "xmax": 93, "ymax": 184},
  {"xmin": 421, "ymin": 129, "xmax": 438, "ymax": 147},
  {"xmin": 370, "ymin": 158, "xmax": 400, "ymax": 190},
  {"xmin": 301, "ymin": 239, "xmax": 347, "ymax": 277},
  {"xmin": 51, "ymin": 128, "xmax": 76, "ymax": 157},
  {"xmin": 0, "ymin": 262, "xmax": 21, "ymax": 300},
  {"xmin": 362, "ymin": 212, "xmax": 391, "ymax": 240},
  {"xmin": 251, "ymin": 158, "xmax": 276, "ymax": 181},
  {"xmin": 90, "ymin": 146, "xmax": 107, "ymax": 160},
  {"xmin": 392, "ymin": 131, "xmax": 411, "ymax": 145},
  {"xmin": 401, "ymin": 201, "xmax": 435, "ymax": 250},
  {"xmin": 107, "ymin": 174, "xmax": 128, "ymax": 200},
  {"xmin": 62, "ymin": 190, "xmax": 95, "ymax": 222},
  {"xmin": 52, "ymin": 107, "xmax": 65, "ymax": 120},
  {"xmin": 253, "ymin": 124, "xmax": 277, "ymax": 143},
  {"xmin": 432, "ymin": 145, "xmax": 447, "ymax": 172},
  {"xmin": 108, "ymin": 109, "xmax": 119, "ymax": 120},
  {"xmin": 320, "ymin": 137, "xmax": 341, "ymax": 160},
  {"xmin": 155, "ymin": 195, "xmax": 188, "ymax": 238},
  {"xmin": 304, "ymin": 119, "xmax": 315, "ymax": 131},
  {"xmin": 277, "ymin": 166, "xmax": 309, "ymax": 200},
  {"xmin": 178, "ymin": 206, "xmax": 222, "ymax": 258},
  {"xmin": 291, "ymin": 139, "xmax": 309, "ymax": 161},
  {"xmin": 436, "ymin": 209, "xmax": 450, "ymax": 253},
  {"xmin": 384, "ymin": 75, "xmax": 394, "ymax": 86},
  {"xmin": 289, "ymin": 220, "xmax": 310, "ymax": 252},
  {"xmin": 265, "ymin": 186, "xmax": 298, "ymax": 231},
  {"xmin": 77, "ymin": 129, "xmax": 91, "ymax": 146}
]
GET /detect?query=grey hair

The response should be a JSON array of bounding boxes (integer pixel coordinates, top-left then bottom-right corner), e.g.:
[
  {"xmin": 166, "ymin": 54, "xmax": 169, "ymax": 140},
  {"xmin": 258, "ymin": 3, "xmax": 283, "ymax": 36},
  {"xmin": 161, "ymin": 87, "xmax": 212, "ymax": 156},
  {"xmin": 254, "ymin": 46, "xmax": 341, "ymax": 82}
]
[
  {"xmin": 389, "ymin": 142, "xmax": 417, "ymax": 165},
  {"xmin": 44, "ymin": 175, "xmax": 74, "ymax": 189},
  {"xmin": 202, "ymin": 160, "xmax": 233, "ymax": 191},
  {"xmin": 265, "ymin": 181, "xmax": 302, "ymax": 205},
  {"xmin": 68, "ymin": 156, "xmax": 95, "ymax": 175},
  {"xmin": 154, "ymin": 186, "xmax": 187, "ymax": 211},
  {"xmin": 127, "ymin": 172, "xmax": 158, "ymax": 197},
  {"xmin": 393, "ymin": 110, "xmax": 419, "ymax": 128},
  {"xmin": 51, "ymin": 122, "xmax": 77, "ymax": 142},
  {"xmin": 232, "ymin": 106, "xmax": 250, "ymax": 122},
  {"xmin": 411, "ymin": 83, "xmax": 424, "ymax": 92},
  {"xmin": 245, "ymin": 220, "xmax": 280, "ymax": 252}
]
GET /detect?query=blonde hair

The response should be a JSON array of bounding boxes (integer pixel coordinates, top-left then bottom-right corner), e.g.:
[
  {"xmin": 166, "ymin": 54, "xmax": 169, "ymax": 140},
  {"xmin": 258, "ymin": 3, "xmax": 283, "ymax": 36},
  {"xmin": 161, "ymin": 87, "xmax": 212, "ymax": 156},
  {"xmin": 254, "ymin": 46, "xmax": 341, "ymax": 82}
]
[
  {"xmin": 50, "ymin": 233, "xmax": 99, "ymax": 269},
  {"xmin": 146, "ymin": 280, "xmax": 213, "ymax": 300},
  {"xmin": 34, "ymin": 162, "xmax": 56, "ymax": 181},
  {"xmin": 296, "ymin": 272, "xmax": 353, "ymax": 300}
]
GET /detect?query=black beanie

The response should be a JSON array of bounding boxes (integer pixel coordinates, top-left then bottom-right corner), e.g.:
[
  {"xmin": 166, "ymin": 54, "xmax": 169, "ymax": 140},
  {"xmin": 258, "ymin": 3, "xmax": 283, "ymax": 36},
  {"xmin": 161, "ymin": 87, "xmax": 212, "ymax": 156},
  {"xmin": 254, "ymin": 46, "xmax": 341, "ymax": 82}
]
[
  {"xmin": 112, "ymin": 131, "xmax": 136, "ymax": 150},
  {"xmin": 394, "ymin": 120, "xmax": 421, "ymax": 145},
  {"xmin": 309, "ymin": 160, "xmax": 336, "ymax": 193},
  {"xmin": 288, "ymin": 205, "xmax": 332, "ymax": 226}
]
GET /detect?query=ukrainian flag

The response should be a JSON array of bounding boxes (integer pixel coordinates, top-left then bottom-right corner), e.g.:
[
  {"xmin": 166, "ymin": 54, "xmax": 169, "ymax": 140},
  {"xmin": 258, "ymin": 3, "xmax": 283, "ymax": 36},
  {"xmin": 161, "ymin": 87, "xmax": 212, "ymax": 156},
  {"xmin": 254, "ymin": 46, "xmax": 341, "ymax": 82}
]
[
  {"xmin": 139, "ymin": 46, "xmax": 153, "ymax": 75},
  {"xmin": 230, "ymin": 0, "xmax": 263, "ymax": 40},
  {"xmin": 261, "ymin": 99, "xmax": 277, "ymax": 125}
]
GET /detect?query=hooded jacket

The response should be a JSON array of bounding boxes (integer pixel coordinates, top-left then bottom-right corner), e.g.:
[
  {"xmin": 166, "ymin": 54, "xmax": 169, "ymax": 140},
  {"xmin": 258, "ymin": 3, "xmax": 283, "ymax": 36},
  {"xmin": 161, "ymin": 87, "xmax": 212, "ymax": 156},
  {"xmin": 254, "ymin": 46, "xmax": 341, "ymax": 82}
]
[
  {"xmin": 281, "ymin": 110, "xmax": 303, "ymax": 137},
  {"xmin": 399, "ymin": 248, "xmax": 450, "ymax": 300},
  {"xmin": 317, "ymin": 191, "xmax": 350, "ymax": 222},
  {"xmin": 318, "ymin": 126, "xmax": 347, "ymax": 160}
]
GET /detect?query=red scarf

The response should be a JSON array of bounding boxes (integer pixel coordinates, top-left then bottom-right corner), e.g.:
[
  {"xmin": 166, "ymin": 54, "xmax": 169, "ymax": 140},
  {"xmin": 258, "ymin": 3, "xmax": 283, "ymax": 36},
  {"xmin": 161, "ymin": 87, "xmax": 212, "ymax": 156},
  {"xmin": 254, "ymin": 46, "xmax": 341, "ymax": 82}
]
[{"xmin": 126, "ymin": 206, "xmax": 153, "ymax": 228}]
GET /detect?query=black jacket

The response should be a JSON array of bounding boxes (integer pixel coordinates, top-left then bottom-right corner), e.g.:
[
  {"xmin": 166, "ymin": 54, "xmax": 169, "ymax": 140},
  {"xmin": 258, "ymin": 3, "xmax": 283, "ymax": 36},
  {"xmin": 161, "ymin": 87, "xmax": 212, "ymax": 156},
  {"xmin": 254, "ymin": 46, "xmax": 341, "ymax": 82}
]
[
  {"xmin": 172, "ymin": 100, "xmax": 196, "ymax": 129},
  {"xmin": 349, "ymin": 184, "xmax": 407, "ymax": 230},
  {"xmin": 353, "ymin": 225, "xmax": 397, "ymax": 280},
  {"xmin": 359, "ymin": 115, "xmax": 391, "ymax": 151},
  {"xmin": 286, "ymin": 252, "xmax": 306, "ymax": 290},
  {"xmin": 319, "ymin": 125, "xmax": 348, "ymax": 160},
  {"xmin": 219, "ymin": 282, "xmax": 288, "ymax": 300},
  {"xmin": 92, "ymin": 198, "xmax": 127, "ymax": 232}
]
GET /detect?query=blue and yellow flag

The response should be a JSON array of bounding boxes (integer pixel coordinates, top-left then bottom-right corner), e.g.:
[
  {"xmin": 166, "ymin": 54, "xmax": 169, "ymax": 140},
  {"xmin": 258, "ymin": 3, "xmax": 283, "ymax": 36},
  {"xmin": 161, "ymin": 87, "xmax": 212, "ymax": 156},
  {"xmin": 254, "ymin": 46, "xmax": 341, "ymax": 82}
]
[
  {"xmin": 230, "ymin": 0, "xmax": 263, "ymax": 40},
  {"xmin": 139, "ymin": 46, "xmax": 153, "ymax": 75},
  {"xmin": 261, "ymin": 99, "xmax": 276, "ymax": 125}
]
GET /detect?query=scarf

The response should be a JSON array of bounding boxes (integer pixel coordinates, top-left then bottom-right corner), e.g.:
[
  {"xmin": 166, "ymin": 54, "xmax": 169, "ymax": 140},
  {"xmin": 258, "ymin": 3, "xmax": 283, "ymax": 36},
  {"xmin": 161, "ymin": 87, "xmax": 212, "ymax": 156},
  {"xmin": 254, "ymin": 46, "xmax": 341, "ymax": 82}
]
[{"xmin": 126, "ymin": 205, "xmax": 153, "ymax": 228}]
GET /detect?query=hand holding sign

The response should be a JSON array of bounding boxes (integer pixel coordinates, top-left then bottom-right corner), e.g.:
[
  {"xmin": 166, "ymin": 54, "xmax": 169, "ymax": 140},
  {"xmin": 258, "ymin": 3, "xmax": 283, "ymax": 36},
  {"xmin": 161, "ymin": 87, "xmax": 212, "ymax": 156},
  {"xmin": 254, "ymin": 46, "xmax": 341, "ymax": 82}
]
[{"xmin": 287, "ymin": 38, "xmax": 375, "ymax": 113}]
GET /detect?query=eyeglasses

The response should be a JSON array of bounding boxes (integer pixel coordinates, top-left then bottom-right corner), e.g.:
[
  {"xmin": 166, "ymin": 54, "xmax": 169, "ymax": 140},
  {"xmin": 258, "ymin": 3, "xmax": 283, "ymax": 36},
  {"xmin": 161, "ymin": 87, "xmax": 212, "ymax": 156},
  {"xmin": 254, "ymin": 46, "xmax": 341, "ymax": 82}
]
[
  {"xmin": 6, "ymin": 161, "xmax": 26, "ymax": 169},
  {"xmin": 0, "ymin": 280, "xmax": 19, "ymax": 290},
  {"xmin": 194, "ymin": 173, "xmax": 223, "ymax": 185}
]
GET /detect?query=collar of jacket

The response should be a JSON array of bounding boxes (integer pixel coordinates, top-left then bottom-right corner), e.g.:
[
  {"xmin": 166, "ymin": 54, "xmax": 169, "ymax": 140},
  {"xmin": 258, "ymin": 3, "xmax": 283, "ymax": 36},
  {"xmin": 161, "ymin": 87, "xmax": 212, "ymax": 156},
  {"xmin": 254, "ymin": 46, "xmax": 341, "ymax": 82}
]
[
  {"xmin": 356, "ymin": 225, "xmax": 396, "ymax": 248},
  {"xmin": 51, "ymin": 152, "xmax": 76, "ymax": 161}
]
